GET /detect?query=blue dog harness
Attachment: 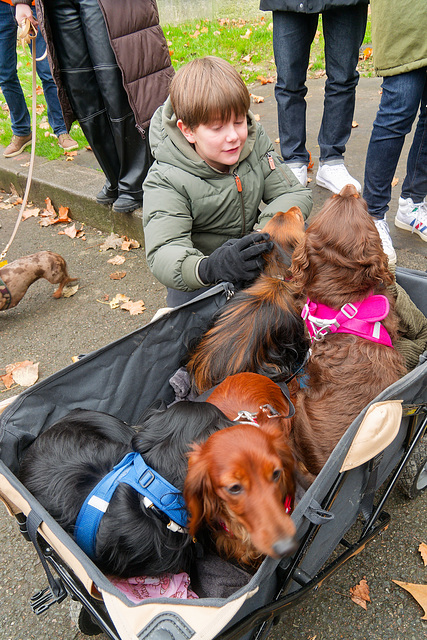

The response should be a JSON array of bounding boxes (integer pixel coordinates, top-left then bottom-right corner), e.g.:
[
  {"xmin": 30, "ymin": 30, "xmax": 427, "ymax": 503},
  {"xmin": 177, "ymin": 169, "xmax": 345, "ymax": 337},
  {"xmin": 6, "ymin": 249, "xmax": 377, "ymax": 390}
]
[{"xmin": 74, "ymin": 452, "xmax": 188, "ymax": 560}]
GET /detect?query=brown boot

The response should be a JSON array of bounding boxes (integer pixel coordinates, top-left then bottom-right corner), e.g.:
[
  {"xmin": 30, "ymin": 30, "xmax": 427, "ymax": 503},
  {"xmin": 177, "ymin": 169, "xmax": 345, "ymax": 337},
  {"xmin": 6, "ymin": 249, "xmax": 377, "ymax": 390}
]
[
  {"xmin": 3, "ymin": 133, "xmax": 32, "ymax": 158},
  {"xmin": 57, "ymin": 133, "xmax": 79, "ymax": 151}
]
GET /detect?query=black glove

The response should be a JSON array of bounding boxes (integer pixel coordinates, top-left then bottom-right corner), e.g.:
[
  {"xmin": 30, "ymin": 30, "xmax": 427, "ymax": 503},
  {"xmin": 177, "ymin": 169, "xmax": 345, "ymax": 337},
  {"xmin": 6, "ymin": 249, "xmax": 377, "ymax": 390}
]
[{"xmin": 198, "ymin": 232, "xmax": 273, "ymax": 285}]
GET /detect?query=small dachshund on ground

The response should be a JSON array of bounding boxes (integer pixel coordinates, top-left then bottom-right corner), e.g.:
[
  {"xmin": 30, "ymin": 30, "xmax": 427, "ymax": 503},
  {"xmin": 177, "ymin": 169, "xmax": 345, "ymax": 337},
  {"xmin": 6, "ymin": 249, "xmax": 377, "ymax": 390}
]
[
  {"xmin": 0, "ymin": 250, "xmax": 76, "ymax": 310},
  {"xmin": 186, "ymin": 208, "xmax": 309, "ymax": 394}
]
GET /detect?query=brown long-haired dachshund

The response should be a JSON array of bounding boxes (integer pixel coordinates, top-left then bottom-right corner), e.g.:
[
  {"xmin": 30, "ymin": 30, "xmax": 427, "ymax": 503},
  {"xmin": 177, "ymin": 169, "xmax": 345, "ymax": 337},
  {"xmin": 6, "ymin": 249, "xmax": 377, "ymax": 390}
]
[
  {"xmin": 186, "ymin": 208, "xmax": 310, "ymax": 394},
  {"xmin": 290, "ymin": 185, "xmax": 407, "ymax": 479},
  {"xmin": 184, "ymin": 421, "xmax": 297, "ymax": 568}
]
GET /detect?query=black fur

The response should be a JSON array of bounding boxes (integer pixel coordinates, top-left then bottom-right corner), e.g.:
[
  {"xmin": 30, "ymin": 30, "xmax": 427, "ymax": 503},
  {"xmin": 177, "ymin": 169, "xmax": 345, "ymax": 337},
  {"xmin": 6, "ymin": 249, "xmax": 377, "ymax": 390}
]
[{"xmin": 19, "ymin": 403, "xmax": 233, "ymax": 578}]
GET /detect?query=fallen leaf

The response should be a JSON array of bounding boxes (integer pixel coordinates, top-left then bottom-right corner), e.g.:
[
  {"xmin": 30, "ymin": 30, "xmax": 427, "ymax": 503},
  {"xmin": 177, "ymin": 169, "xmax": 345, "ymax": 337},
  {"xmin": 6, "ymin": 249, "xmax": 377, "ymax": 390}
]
[
  {"xmin": 39, "ymin": 121, "xmax": 50, "ymax": 130},
  {"xmin": 109, "ymin": 271, "xmax": 126, "ymax": 280},
  {"xmin": 314, "ymin": 69, "xmax": 326, "ymax": 78},
  {"xmin": 393, "ymin": 580, "xmax": 427, "ymax": 619},
  {"xmin": 35, "ymin": 85, "xmax": 43, "ymax": 95},
  {"xmin": 109, "ymin": 293, "xmax": 130, "ymax": 309},
  {"xmin": 257, "ymin": 75, "xmax": 274, "ymax": 85},
  {"xmin": 108, "ymin": 255, "xmax": 126, "ymax": 265},
  {"xmin": 9, "ymin": 183, "xmax": 19, "ymax": 197},
  {"xmin": 391, "ymin": 176, "xmax": 399, "ymax": 187},
  {"xmin": 250, "ymin": 93, "xmax": 265, "ymax": 104},
  {"xmin": 100, "ymin": 233, "xmax": 123, "ymax": 251},
  {"xmin": 58, "ymin": 223, "xmax": 85, "ymax": 239},
  {"xmin": 36, "ymin": 103, "xmax": 45, "ymax": 115},
  {"xmin": 121, "ymin": 300, "xmax": 146, "ymax": 315},
  {"xmin": 57, "ymin": 206, "xmax": 71, "ymax": 223},
  {"xmin": 12, "ymin": 362, "xmax": 39, "ymax": 387},
  {"xmin": 275, "ymin": 137, "xmax": 280, "ymax": 144},
  {"xmin": 242, "ymin": 54, "xmax": 252, "ymax": 63},
  {"xmin": 253, "ymin": 113, "xmax": 261, "ymax": 122},
  {"xmin": 308, "ymin": 151, "xmax": 314, "ymax": 171},
  {"xmin": 62, "ymin": 283, "xmax": 79, "ymax": 298},
  {"xmin": 350, "ymin": 579, "xmax": 370, "ymax": 610},
  {"xmin": 121, "ymin": 238, "xmax": 140, "ymax": 251},
  {"xmin": 419, "ymin": 543, "xmax": 427, "ymax": 566},
  {"xmin": 363, "ymin": 47, "xmax": 373, "ymax": 60},
  {"xmin": 65, "ymin": 155, "xmax": 75, "ymax": 162},
  {"xmin": 44, "ymin": 197, "xmax": 56, "ymax": 215},
  {"xmin": 1, "ymin": 361, "xmax": 37, "ymax": 389},
  {"xmin": 22, "ymin": 207, "xmax": 40, "ymax": 220},
  {"xmin": 240, "ymin": 28, "xmax": 252, "ymax": 39},
  {"xmin": 352, "ymin": 120, "xmax": 359, "ymax": 128}
]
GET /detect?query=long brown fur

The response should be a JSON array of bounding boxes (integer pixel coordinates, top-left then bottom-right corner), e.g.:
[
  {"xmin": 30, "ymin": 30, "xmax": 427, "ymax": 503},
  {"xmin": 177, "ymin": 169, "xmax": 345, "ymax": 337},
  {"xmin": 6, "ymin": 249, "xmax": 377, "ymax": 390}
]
[
  {"xmin": 0, "ymin": 251, "xmax": 77, "ymax": 310},
  {"xmin": 290, "ymin": 185, "xmax": 407, "ymax": 478},
  {"xmin": 184, "ymin": 422, "xmax": 296, "ymax": 568},
  {"xmin": 186, "ymin": 208, "xmax": 309, "ymax": 394}
]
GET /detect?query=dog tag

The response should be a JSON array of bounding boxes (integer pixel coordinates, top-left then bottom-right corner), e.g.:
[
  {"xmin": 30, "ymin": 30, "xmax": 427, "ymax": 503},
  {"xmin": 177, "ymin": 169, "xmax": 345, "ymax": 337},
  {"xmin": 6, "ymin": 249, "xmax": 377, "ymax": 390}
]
[{"xmin": 0, "ymin": 260, "xmax": 8, "ymax": 268}]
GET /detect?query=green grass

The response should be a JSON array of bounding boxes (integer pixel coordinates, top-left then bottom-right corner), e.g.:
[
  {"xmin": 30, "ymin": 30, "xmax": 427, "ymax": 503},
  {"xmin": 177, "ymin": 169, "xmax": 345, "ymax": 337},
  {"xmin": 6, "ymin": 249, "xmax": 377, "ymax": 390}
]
[{"xmin": 0, "ymin": 13, "xmax": 373, "ymax": 160}]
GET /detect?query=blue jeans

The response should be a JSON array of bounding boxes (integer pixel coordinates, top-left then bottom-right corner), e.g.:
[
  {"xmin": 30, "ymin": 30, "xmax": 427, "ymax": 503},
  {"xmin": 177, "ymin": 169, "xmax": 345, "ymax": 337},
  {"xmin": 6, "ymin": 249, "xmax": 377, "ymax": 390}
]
[
  {"xmin": 272, "ymin": 6, "xmax": 367, "ymax": 165},
  {"xmin": 0, "ymin": 3, "xmax": 66, "ymax": 137},
  {"xmin": 363, "ymin": 68, "xmax": 427, "ymax": 219}
]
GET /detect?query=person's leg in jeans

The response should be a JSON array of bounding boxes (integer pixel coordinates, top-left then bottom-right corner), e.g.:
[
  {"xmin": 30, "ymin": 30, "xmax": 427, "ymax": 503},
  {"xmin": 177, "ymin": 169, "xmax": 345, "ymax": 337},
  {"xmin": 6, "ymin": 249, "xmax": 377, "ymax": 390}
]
[
  {"xmin": 0, "ymin": 2, "xmax": 31, "ymax": 137},
  {"xmin": 363, "ymin": 70, "xmax": 427, "ymax": 259},
  {"xmin": 28, "ymin": 7, "xmax": 66, "ymax": 137},
  {"xmin": 272, "ymin": 10, "xmax": 318, "ymax": 168},
  {"xmin": 315, "ymin": 4, "xmax": 367, "ymax": 193},
  {"xmin": 319, "ymin": 5, "xmax": 367, "ymax": 162},
  {"xmin": 400, "ymin": 72, "xmax": 427, "ymax": 203}
]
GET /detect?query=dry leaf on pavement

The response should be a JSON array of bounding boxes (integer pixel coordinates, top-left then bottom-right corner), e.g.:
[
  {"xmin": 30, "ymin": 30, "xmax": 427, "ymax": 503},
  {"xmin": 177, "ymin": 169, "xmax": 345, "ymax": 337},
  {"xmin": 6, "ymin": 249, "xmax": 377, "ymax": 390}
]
[
  {"xmin": 121, "ymin": 238, "xmax": 140, "ymax": 251},
  {"xmin": 350, "ymin": 579, "xmax": 371, "ymax": 610},
  {"xmin": 22, "ymin": 207, "xmax": 40, "ymax": 220},
  {"xmin": 108, "ymin": 293, "xmax": 130, "ymax": 309},
  {"xmin": 58, "ymin": 223, "xmax": 85, "ymax": 239},
  {"xmin": 419, "ymin": 542, "xmax": 427, "ymax": 566},
  {"xmin": 62, "ymin": 284, "xmax": 79, "ymax": 298},
  {"xmin": 12, "ymin": 362, "xmax": 39, "ymax": 387},
  {"xmin": 109, "ymin": 271, "xmax": 126, "ymax": 280},
  {"xmin": 250, "ymin": 93, "xmax": 265, "ymax": 104},
  {"xmin": 121, "ymin": 300, "xmax": 146, "ymax": 315},
  {"xmin": 108, "ymin": 255, "xmax": 126, "ymax": 265},
  {"xmin": 393, "ymin": 580, "xmax": 427, "ymax": 619},
  {"xmin": 100, "ymin": 233, "xmax": 123, "ymax": 251}
]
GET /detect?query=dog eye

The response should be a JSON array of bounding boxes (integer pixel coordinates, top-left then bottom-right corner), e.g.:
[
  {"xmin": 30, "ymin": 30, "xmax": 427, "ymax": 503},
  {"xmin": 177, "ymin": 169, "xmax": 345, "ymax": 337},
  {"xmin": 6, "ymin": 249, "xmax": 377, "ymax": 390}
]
[
  {"xmin": 227, "ymin": 484, "xmax": 243, "ymax": 495},
  {"xmin": 272, "ymin": 469, "xmax": 282, "ymax": 482}
]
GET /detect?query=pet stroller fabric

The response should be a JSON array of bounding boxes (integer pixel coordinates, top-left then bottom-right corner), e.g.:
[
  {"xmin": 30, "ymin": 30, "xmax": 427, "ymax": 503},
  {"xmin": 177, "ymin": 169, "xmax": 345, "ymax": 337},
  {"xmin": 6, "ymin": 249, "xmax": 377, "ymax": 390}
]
[{"xmin": 0, "ymin": 269, "xmax": 426, "ymax": 640}]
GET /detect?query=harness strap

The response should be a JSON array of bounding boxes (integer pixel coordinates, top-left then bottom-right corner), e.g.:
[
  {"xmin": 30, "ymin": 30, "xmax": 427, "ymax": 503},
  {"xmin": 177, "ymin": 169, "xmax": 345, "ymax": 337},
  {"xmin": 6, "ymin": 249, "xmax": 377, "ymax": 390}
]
[{"xmin": 74, "ymin": 452, "xmax": 188, "ymax": 560}]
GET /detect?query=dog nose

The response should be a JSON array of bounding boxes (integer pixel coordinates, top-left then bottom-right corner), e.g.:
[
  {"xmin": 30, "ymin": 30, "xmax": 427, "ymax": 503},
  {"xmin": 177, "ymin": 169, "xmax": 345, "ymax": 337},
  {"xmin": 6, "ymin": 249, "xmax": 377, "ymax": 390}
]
[{"xmin": 273, "ymin": 536, "xmax": 297, "ymax": 557}]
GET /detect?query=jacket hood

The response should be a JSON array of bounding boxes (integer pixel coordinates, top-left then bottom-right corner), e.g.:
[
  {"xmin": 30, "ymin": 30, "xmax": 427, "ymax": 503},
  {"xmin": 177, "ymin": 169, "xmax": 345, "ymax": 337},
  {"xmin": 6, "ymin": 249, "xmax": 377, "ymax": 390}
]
[{"xmin": 149, "ymin": 97, "xmax": 267, "ymax": 177}]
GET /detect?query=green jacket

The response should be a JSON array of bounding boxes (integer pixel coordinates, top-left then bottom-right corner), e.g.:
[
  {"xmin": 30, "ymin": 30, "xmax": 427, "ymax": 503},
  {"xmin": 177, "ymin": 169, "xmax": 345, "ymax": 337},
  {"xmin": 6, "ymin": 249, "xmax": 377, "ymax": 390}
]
[
  {"xmin": 370, "ymin": 0, "xmax": 427, "ymax": 76},
  {"xmin": 143, "ymin": 98, "xmax": 313, "ymax": 291}
]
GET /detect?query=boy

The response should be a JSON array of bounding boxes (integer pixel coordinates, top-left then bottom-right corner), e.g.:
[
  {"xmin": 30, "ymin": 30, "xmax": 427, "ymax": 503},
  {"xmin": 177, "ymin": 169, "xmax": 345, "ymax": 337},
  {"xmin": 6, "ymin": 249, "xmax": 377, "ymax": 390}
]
[{"xmin": 143, "ymin": 56, "xmax": 313, "ymax": 306}]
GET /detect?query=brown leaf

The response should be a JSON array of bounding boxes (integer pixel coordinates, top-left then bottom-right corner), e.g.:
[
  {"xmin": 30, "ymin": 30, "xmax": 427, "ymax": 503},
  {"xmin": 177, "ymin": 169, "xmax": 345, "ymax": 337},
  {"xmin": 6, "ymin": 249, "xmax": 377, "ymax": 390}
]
[
  {"xmin": 391, "ymin": 176, "xmax": 399, "ymax": 187},
  {"xmin": 350, "ymin": 579, "xmax": 371, "ymax": 609},
  {"xmin": 250, "ymin": 93, "xmax": 265, "ymax": 104},
  {"xmin": 58, "ymin": 223, "xmax": 84, "ymax": 239},
  {"xmin": 35, "ymin": 85, "xmax": 43, "ymax": 95},
  {"xmin": 36, "ymin": 103, "xmax": 45, "ymax": 115},
  {"xmin": 352, "ymin": 120, "xmax": 359, "ymax": 128},
  {"xmin": 107, "ymin": 255, "xmax": 126, "ymax": 265},
  {"xmin": 100, "ymin": 233, "xmax": 123, "ymax": 251},
  {"xmin": 363, "ymin": 47, "xmax": 373, "ymax": 60},
  {"xmin": 62, "ymin": 283, "xmax": 79, "ymax": 298},
  {"xmin": 109, "ymin": 293, "xmax": 130, "ymax": 309},
  {"xmin": 240, "ymin": 28, "xmax": 252, "ymax": 39},
  {"xmin": 393, "ymin": 580, "xmax": 427, "ymax": 619},
  {"xmin": 57, "ymin": 206, "xmax": 72, "ymax": 223},
  {"xmin": 44, "ymin": 197, "xmax": 56, "ymax": 215},
  {"xmin": 22, "ymin": 207, "xmax": 40, "ymax": 220},
  {"xmin": 1, "ymin": 361, "xmax": 36, "ymax": 389},
  {"xmin": 121, "ymin": 238, "xmax": 140, "ymax": 251},
  {"xmin": 121, "ymin": 300, "xmax": 146, "ymax": 315},
  {"xmin": 419, "ymin": 543, "xmax": 427, "ymax": 566},
  {"xmin": 109, "ymin": 271, "xmax": 126, "ymax": 280}
]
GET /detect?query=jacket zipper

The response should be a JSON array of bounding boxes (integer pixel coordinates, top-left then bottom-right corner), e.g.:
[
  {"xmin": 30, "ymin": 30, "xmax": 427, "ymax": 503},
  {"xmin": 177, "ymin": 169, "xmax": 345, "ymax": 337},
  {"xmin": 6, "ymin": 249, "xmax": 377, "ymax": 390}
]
[{"xmin": 233, "ymin": 171, "xmax": 246, "ymax": 235}]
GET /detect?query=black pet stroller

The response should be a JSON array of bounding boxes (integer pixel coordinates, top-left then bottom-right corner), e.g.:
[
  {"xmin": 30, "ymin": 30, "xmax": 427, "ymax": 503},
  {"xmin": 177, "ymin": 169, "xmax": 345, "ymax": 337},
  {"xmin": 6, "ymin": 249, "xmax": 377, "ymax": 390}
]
[{"xmin": 0, "ymin": 266, "xmax": 426, "ymax": 640}]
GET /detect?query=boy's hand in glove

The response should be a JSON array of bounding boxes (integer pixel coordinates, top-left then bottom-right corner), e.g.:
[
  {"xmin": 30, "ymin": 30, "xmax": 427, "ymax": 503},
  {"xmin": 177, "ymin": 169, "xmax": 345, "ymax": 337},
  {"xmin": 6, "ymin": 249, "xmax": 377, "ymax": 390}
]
[{"xmin": 198, "ymin": 232, "xmax": 273, "ymax": 285}]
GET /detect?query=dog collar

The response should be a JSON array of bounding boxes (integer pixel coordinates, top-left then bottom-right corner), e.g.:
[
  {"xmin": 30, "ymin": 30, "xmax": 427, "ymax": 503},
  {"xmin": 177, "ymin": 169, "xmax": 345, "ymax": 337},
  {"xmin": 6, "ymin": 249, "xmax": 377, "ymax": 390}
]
[
  {"xmin": 302, "ymin": 295, "xmax": 393, "ymax": 347},
  {"xmin": 0, "ymin": 277, "xmax": 12, "ymax": 310},
  {"xmin": 74, "ymin": 452, "xmax": 188, "ymax": 560}
]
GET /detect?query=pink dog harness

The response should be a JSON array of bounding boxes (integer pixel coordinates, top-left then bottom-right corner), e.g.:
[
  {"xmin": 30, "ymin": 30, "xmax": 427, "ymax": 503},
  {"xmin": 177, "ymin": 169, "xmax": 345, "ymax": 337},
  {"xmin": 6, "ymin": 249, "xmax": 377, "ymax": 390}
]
[{"xmin": 301, "ymin": 295, "xmax": 393, "ymax": 347}]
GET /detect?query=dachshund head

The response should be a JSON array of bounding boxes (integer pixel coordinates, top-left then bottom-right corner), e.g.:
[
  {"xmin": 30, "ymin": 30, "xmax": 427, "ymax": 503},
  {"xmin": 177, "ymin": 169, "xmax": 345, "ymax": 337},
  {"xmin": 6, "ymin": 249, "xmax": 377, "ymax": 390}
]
[
  {"xmin": 291, "ymin": 184, "xmax": 394, "ymax": 308},
  {"xmin": 262, "ymin": 207, "xmax": 305, "ymax": 278},
  {"xmin": 184, "ymin": 423, "xmax": 297, "ymax": 565}
]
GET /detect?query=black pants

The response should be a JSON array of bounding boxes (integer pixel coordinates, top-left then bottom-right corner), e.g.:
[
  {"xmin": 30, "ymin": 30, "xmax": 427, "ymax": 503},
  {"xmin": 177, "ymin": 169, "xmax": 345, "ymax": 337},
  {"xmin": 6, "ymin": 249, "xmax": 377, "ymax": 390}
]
[{"xmin": 44, "ymin": 0, "xmax": 151, "ymax": 201}]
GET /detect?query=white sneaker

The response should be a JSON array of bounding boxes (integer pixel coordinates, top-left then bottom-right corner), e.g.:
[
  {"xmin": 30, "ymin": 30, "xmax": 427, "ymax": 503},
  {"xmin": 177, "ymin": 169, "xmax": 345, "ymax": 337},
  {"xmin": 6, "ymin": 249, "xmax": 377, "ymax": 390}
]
[
  {"xmin": 374, "ymin": 218, "xmax": 397, "ymax": 265},
  {"xmin": 316, "ymin": 162, "xmax": 361, "ymax": 194},
  {"xmin": 395, "ymin": 197, "xmax": 427, "ymax": 242},
  {"xmin": 286, "ymin": 164, "xmax": 308, "ymax": 187}
]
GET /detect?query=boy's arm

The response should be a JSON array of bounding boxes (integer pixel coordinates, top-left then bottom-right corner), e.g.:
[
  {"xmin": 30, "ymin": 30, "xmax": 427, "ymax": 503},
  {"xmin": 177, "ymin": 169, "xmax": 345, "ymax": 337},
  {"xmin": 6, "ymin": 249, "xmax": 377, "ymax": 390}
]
[
  {"xmin": 143, "ymin": 172, "xmax": 206, "ymax": 291},
  {"xmin": 256, "ymin": 149, "xmax": 313, "ymax": 227}
]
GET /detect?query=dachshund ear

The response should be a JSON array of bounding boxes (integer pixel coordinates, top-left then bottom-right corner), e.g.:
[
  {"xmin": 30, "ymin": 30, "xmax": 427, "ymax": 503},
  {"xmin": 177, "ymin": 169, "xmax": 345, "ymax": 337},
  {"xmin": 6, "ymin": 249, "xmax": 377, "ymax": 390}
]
[
  {"xmin": 270, "ymin": 431, "xmax": 296, "ymax": 504},
  {"xmin": 184, "ymin": 443, "xmax": 217, "ymax": 537}
]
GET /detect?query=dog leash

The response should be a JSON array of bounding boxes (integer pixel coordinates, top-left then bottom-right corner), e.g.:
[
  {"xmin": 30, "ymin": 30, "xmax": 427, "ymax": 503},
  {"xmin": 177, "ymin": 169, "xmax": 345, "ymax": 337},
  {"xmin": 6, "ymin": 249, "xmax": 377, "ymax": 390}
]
[{"xmin": 0, "ymin": 19, "xmax": 40, "ymax": 266}]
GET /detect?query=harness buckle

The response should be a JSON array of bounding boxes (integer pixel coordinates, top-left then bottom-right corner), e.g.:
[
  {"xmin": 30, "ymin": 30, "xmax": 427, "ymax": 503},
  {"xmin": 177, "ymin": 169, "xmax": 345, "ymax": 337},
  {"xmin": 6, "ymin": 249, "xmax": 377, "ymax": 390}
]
[
  {"xmin": 340, "ymin": 302, "xmax": 358, "ymax": 319},
  {"xmin": 139, "ymin": 469, "xmax": 155, "ymax": 488},
  {"xmin": 234, "ymin": 410, "xmax": 259, "ymax": 426}
]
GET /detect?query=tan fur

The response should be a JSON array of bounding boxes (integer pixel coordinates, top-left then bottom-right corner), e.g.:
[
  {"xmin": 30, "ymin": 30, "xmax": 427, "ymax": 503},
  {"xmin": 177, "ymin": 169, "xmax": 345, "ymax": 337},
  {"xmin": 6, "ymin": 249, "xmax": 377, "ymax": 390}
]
[{"xmin": 0, "ymin": 251, "xmax": 77, "ymax": 310}]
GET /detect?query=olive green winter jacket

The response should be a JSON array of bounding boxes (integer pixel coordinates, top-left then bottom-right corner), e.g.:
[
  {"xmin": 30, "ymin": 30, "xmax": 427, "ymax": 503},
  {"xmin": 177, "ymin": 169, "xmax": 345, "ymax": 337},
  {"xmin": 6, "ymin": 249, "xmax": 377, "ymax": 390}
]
[
  {"xmin": 370, "ymin": 0, "xmax": 427, "ymax": 76},
  {"xmin": 143, "ymin": 98, "xmax": 313, "ymax": 292}
]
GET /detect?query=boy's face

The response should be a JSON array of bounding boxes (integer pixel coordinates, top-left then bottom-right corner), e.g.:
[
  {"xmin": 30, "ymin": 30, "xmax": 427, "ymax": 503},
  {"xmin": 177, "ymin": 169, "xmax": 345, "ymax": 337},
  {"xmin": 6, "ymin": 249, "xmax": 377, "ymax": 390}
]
[{"xmin": 177, "ymin": 113, "xmax": 248, "ymax": 173}]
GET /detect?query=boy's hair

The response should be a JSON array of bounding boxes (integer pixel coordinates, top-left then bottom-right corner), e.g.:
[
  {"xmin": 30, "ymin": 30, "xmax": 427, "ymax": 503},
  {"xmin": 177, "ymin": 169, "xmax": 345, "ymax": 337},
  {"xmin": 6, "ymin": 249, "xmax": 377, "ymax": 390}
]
[{"xmin": 170, "ymin": 56, "xmax": 250, "ymax": 129}]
